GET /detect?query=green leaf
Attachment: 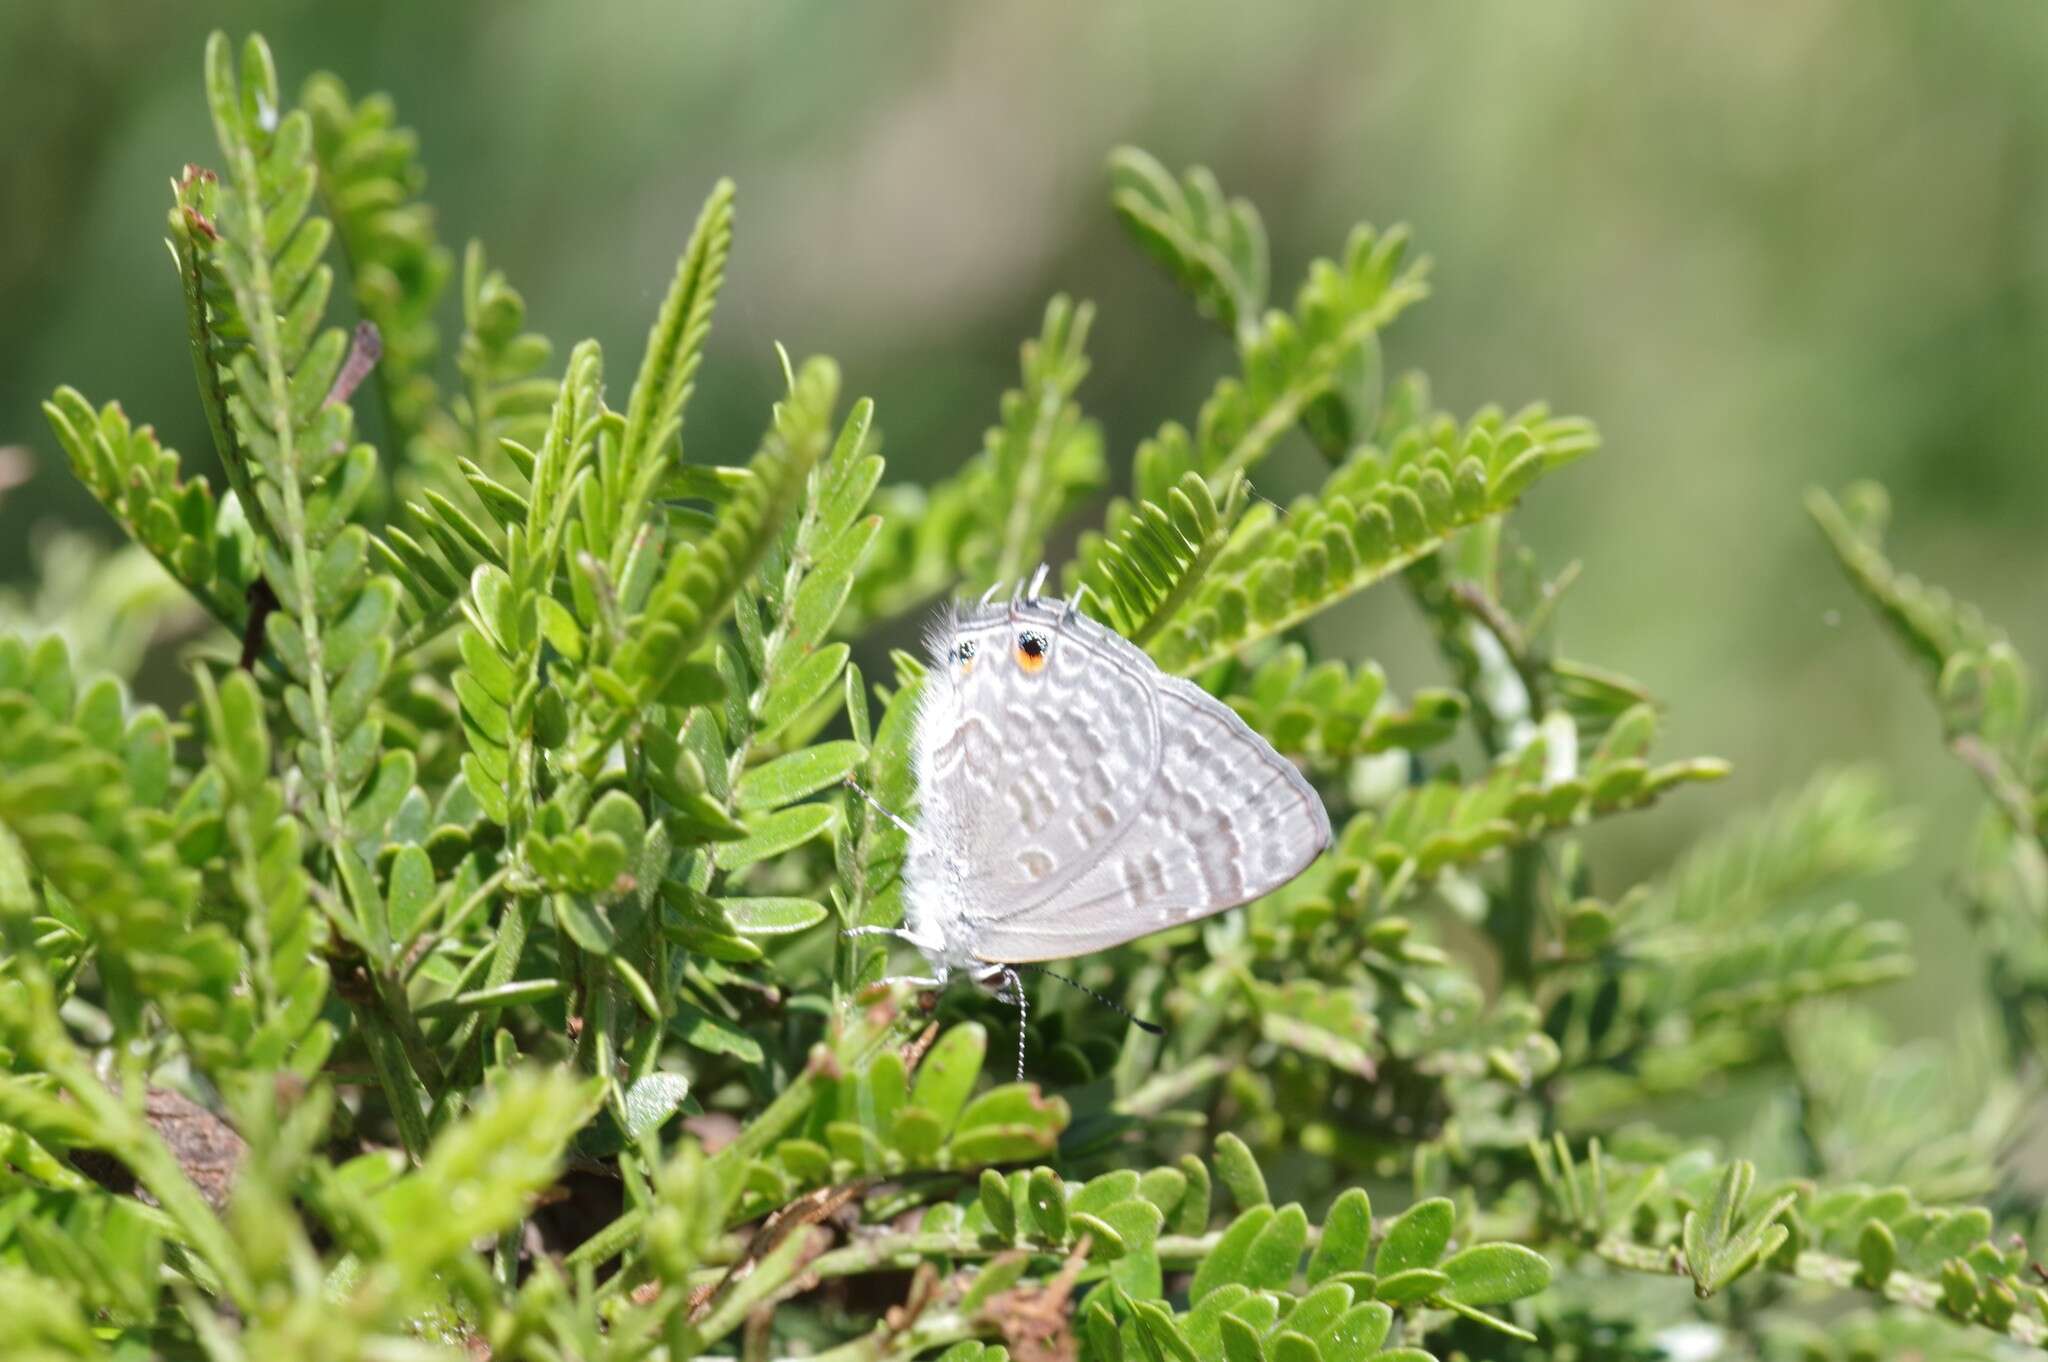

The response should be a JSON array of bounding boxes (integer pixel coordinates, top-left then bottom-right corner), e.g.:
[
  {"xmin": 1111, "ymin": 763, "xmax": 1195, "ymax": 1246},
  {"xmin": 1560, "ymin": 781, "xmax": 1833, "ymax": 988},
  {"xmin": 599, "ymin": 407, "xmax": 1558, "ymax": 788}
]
[
  {"xmin": 1132, "ymin": 1299, "xmax": 1200, "ymax": 1362},
  {"xmin": 385, "ymin": 843, "xmax": 434, "ymax": 942},
  {"xmin": 1241, "ymin": 1202, "xmax": 1309, "ymax": 1291},
  {"xmin": 670, "ymin": 1002, "xmax": 764, "ymax": 1065},
  {"xmin": 1191, "ymin": 1205, "xmax": 1276, "ymax": 1301},
  {"xmin": 1219, "ymin": 1314, "xmax": 1266, "ymax": 1362},
  {"xmin": 1108, "ymin": 147, "xmax": 1268, "ymax": 338},
  {"xmin": 759, "ymin": 643, "xmax": 849, "ymax": 742},
  {"xmin": 551, "ymin": 893, "xmax": 615, "ymax": 955},
  {"xmin": 1309, "ymin": 1188, "xmax": 1373, "ymax": 1284},
  {"xmin": 1372, "ymin": 1268, "xmax": 1450, "ymax": 1303},
  {"xmin": 1071, "ymin": 1169, "xmax": 1141, "ymax": 1218},
  {"xmin": 1316, "ymin": 1301, "xmax": 1393, "ymax": 1362},
  {"xmin": 911, "ymin": 1023, "xmax": 987, "ymax": 1132},
  {"xmin": 1857, "ymin": 1218, "xmax": 1897, "ymax": 1290},
  {"xmin": 621, "ymin": 1073, "xmax": 690, "ymax": 1140},
  {"xmin": 1070, "ymin": 1211, "xmax": 1127, "ymax": 1259},
  {"xmin": 1374, "ymin": 1197, "xmax": 1453, "ymax": 1276},
  {"xmin": 621, "ymin": 178, "xmax": 735, "ymax": 485},
  {"xmin": 1175, "ymin": 1153, "xmax": 1213, "ymax": 1235},
  {"xmin": 720, "ymin": 896, "xmax": 827, "ymax": 936},
  {"xmin": 979, "ymin": 1169, "xmax": 1017, "ymax": 1242},
  {"xmin": 1267, "ymin": 1333, "xmax": 1318, "ymax": 1362},
  {"xmin": 1213, "ymin": 1131, "xmax": 1269, "ymax": 1209},
  {"xmin": 734, "ymin": 741, "xmax": 865, "ymax": 811},
  {"xmin": 1678, "ymin": 1161, "xmax": 1794, "ymax": 1298},
  {"xmin": 712, "ymin": 802, "xmax": 836, "ymax": 871},
  {"xmin": 1028, "ymin": 1167, "xmax": 1068, "ymax": 1243},
  {"xmin": 955, "ymin": 1083, "xmax": 1067, "ymax": 1140},
  {"xmin": 1437, "ymin": 1242, "xmax": 1551, "ymax": 1305},
  {"xmin": 887, "ymin": 1107, "xmax": 944, "ymax": 1164},
  {"xmin": 374, "ymin": 1070, "xmax": 601, "ymax": 1278}
]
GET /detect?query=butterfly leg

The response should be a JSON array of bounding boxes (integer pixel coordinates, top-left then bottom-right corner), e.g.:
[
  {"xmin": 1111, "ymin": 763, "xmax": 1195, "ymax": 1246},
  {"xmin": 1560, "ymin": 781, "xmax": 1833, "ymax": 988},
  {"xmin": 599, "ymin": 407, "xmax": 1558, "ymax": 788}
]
[
  {"xmin": 841, "ymin": 925, "xmax": 916, "ymax": 942},
  {"xmin": 871, "ymin": 972, "xmax": 949, "ymax": 991},
  {"xmin": 842, "ymin": 926, "xmax": 949, "ymax": 990}
]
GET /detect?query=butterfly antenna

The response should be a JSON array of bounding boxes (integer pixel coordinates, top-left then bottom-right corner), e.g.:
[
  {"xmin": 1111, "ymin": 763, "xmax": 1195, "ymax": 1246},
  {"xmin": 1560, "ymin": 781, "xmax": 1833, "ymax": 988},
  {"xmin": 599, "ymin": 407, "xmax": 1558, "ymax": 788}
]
[
  {"xmin": 1244, "ymin": 477, "xmax": 1289, "ymax": 518},
  {"xmin": 1020, "ymin": 965, "xmax": 1166, "ymax": 1036}
]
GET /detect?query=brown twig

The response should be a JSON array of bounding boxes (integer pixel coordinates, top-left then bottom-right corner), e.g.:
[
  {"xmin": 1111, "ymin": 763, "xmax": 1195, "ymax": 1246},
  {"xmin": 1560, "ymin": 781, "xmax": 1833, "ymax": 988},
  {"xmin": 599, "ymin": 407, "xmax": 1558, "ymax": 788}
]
[
  {"xmin": 983, "ymin": 1234, "xmax": 1093, "ymax": 1362},
  {"xmin": 686, "ymin": 1179, "xmax": 873, "ymax": 1323},
  {"xmin": 900, "ymin": 1021, "xmax": 941, "ymax": 1071}
]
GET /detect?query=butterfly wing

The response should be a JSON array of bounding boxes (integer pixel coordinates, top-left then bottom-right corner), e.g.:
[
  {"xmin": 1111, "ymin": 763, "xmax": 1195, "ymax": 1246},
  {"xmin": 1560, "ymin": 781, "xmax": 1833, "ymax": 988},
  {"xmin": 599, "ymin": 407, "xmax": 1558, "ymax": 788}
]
[
  {"xmin": 911, "ymin": 603, "xmax": 1165, "ymax": 941},
  {"xmin": 969, "ymin": 661, "xmax": 1331, "ymax": 965}
]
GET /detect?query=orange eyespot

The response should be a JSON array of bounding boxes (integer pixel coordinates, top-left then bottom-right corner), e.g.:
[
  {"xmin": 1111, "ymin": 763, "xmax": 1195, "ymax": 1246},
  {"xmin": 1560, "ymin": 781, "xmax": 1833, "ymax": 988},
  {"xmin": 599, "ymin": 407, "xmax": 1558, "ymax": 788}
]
[{"xmin": 1014, "ymin": 630, "xmax": 1049, "ymax": 673}]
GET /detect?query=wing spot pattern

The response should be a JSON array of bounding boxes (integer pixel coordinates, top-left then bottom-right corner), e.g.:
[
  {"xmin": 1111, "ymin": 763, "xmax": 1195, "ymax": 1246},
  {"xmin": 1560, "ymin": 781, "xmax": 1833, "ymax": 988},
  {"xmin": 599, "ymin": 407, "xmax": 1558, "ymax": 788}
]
[
  {"xmin": 1120, "ymin": 849, "xmax": 1171, "ymax": 912},
  {"xmin": 1004, "ymin": 768, "xmax": 1058, "ymax": 834},
  {"xmin": 1073, "ymin": 799, "xmax": 1119, "ymax": 848},
  {"xmin": 1017, "ymin": 847, "xmax": 1056, "ymax": 881}
]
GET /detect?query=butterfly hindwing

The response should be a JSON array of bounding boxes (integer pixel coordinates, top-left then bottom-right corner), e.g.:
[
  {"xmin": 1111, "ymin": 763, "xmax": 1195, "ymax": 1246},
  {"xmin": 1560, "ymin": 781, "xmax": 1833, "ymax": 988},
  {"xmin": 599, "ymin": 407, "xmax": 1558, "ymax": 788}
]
[{"xmin": 970, "ymin": 668, "xmax": 1330, "ymax": 964}]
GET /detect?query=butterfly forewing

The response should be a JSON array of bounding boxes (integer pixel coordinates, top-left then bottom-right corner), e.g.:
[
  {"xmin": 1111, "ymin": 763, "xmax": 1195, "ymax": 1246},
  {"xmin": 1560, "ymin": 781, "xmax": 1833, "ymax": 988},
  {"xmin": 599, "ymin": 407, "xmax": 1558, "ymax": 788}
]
[{"xmin": 912, "ymin": 602, "xmax": 1163, "ymax": 929}]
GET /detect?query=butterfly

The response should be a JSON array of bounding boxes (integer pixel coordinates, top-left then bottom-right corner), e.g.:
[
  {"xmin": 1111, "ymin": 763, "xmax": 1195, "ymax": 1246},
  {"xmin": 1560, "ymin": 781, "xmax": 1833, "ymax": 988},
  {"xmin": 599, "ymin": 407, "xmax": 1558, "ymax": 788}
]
[{"xmin": 848, "ymin": 565, "xmax": 1332, "ymax": 1075}]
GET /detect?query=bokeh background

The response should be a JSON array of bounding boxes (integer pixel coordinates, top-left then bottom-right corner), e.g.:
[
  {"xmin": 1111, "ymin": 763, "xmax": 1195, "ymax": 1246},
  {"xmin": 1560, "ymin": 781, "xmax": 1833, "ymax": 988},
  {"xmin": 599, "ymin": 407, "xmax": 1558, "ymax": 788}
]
[{"xmin": 4, "ymin": 1, "xmax": 2044, "ymax": 1031}]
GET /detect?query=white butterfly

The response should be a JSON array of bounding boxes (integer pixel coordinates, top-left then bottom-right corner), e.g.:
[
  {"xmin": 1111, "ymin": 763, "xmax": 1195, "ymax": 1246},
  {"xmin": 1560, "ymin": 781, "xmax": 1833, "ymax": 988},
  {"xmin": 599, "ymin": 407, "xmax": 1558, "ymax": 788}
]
[{"xmin": 848, "ymin": 566, "xmax": 1331, "ymax": 1072}]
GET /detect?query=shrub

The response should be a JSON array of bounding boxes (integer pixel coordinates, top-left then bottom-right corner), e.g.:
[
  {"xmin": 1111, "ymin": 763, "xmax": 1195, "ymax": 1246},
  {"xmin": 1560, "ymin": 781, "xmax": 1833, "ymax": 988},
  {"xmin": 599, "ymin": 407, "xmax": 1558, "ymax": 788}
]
[{"xmin": 2, "ymin": 29, "xmax": 2043, "ymax": 1362}]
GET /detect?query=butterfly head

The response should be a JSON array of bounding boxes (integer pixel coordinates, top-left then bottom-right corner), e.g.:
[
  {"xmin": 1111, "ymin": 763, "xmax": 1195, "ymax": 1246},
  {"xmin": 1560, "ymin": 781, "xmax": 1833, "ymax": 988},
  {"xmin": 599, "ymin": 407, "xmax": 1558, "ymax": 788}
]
[{"xmin": 929, "ymin": 567, "xmax": 1086, "ymax": 689}]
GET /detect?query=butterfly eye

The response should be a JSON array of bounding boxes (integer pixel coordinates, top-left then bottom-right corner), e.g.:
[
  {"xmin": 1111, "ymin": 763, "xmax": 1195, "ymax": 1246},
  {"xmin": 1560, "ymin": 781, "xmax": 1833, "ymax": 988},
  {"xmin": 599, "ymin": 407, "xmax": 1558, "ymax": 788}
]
[{"xmin": 1014, "ymin": 630, "xmax": 1049, "ymax": 673}]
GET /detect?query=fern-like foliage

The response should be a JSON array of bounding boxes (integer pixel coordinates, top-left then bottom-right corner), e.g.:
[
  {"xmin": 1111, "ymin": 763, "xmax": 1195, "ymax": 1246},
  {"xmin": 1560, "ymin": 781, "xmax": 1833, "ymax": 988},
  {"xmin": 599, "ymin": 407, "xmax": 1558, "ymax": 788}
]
[
  {"xmin": 0, "ymin": 638, "xmax": 244, "ymax": 1073},
  {"xmin": 1111, "ymin": 146, "xmax": 1429, "ymax": 470},
  {"xmin": 189, "ymin": 668, "xmax": 333, "ymax": 1076},
  {"xmin": 303, "ymin": 72, "xmax": 453, "ymax": 461},
  {"xmin": 1068, "ymin": 465, "xmax": 1249, "ymax": 644},
  {"xmin": 1149, "ymin": 407, "xmax": 1598, "ymax": 675},
  {"xmin": 378, "ymin": 242, "xmax": 559, "ymax": 637},
  {"xmin": 182, "ymin": 37, "xmax": 401, "ymax": 858},
  {"xmin": 857, "ymin": 295, "xmax": 1105, "ymax": 619},
  {"xmin": 1110, "ymin": 147, "xmax": 1270, "ymax": 343},
  {"xmin": 40, "ymin": 390, "xmax": 259, "ymax": 633},
  {"xmin": 1222, "ymin": 645, "xmax": 1468, "ymax": 765},
  {"xmin": 1814, "ymin": 478, "xmax": 2048, "ymax": 1122},
  {"xmin": 1532, "ymin": 1141, "xmax": 2048, "ymax": 1345}
]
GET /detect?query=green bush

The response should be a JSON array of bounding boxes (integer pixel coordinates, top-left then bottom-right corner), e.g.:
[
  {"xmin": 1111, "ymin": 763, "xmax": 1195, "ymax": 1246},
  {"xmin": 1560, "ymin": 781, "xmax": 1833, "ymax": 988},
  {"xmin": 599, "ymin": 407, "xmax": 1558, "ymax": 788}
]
[{"xmin": 2, "ymin": 30, "xmax": 2044, "ymax": 1362}]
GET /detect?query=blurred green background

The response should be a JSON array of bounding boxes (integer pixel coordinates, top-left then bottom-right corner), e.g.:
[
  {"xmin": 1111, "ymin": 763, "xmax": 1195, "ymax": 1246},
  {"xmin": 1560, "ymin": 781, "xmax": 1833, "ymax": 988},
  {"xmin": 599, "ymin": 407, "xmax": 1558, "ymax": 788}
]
[{"xmin": 4, "ymin": 1, "xmax": 2043, "ymax": 1028}]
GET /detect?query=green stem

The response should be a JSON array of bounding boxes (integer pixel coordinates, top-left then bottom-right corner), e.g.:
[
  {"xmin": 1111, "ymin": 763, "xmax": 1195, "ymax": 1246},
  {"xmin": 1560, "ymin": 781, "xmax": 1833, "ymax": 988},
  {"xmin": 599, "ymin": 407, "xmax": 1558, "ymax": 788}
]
[
  {"xmin": 1208, "ymin": 284, "xmax": 1424, "ymax": 489},
  {"xmin": 445, "ymin": 892, "xmax": 538, "ymax": 1089},
  {"xmin": 361, "ymin": 1012, "xmax": 431, "ymax": 1161},
  {"xmin": 1581, "ymin": 1234, "xmax": 2048, "ymax": 1349},
  {"xmin": 803, "ymin": 1310, "xmax": 978, "ymax": 1362}
]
